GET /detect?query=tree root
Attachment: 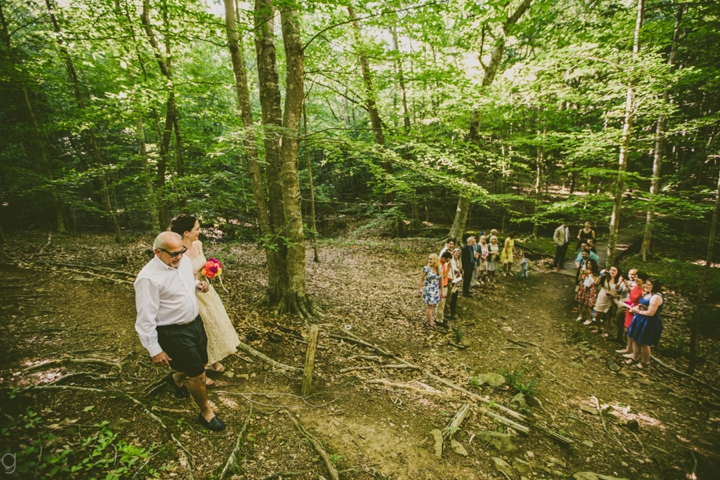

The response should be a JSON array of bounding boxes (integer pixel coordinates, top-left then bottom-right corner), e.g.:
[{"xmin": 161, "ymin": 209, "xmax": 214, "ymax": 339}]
[
  {"xmin": 272, "ymin": 293, "xmax": 321, "ymax": 320},
  {"xmin": 651, "ymin": 355, "xmax": 720, "ymax": 397},
  {"xmin": 285, "ymin": 410, "xmax": 340, "ymax": 480},
  {"xmin": 236, "ymin": 341, "xmax": 302, "ymax": 373},
  {"xmin": 219, "ymin": 404, "xmax": 253, "ymax": 479}
]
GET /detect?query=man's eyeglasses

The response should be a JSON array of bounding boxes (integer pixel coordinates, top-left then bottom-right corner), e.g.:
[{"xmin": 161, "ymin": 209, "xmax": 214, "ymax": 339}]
[{"xmin": 159, "ymin": 246, "xmax": 187, "ymax": 258}]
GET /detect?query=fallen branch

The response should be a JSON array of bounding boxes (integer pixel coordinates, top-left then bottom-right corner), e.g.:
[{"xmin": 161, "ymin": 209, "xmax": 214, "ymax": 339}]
[
  {"xmin": 54, "ymin": 267, "xmax": 134, "ymax": 285},
  {"xmin": 447, "ymin": 341, "xmax": 468, "ymax": 350},
  {"xmin": 651, "ymin": 355, "xmax": 720, "ymax": 397},
  {"xmin": 423, "ymin": 370, "xmax": 525, "ymax": 421},
  {"xmin": 236, "ymin": 342, "xmax": 302, "ymax": 373},
  {"xmin": 23, "ymin": 358, "xmax": 122, "ymax": 373},
  {"xmin": 347, "ymin": 355, "xmax": 384, "ymax": 363},
  {"xmin": 285, "ymin": 410, "xmax": 340, "ymax": 480},
  {"xmin": 260, "ymin": 471, "xmax": 310, "ymax": 480},
  {"xmin": 46, "ymin": 373, "xmax": 120, "ymax": 385},
  {"xmin": 219, "ymin": 405, "xmax": 253, "ymax": 479},
  {"xmin": 340, "ymin": 364, "xmax": 419, "ymax": 374},
  {"xmin": 38, "ymin": 234, "xmax": 52, "ymax": 256},
  {"xmin": 328, "ymin": 333, "xmax": 394, "ymax": 357},
  {"xmin": 441, "ymin": 403, "xmax": 470, "ymax": 442},
  {"xmin": 367, "ymin": 378, "xmax": 444, "ymax": 396},
  {"xmin": 151, "ymin": 406, "xmax": 192, "ymax": 414},
  {"xmin": 35, "ymin": 260, "xmax": 137, "ymax": 279},
  {"xmin": 144, "ymin": 374, "xmax": 170, "ymax": 398}
]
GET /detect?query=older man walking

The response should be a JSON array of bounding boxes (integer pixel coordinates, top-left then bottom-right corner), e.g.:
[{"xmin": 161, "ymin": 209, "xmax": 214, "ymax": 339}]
[{"xmin": 135, "ymin": 231, "xmax": 226, "ymax": 431}]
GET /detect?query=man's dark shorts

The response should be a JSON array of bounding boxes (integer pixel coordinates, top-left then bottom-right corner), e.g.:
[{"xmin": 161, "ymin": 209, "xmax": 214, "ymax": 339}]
[{"xmin": 157, "ymin": 315, "xmax": 208, "ymax": 377}]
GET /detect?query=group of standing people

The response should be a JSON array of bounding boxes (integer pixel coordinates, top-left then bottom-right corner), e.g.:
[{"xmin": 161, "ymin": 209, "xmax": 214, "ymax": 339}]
[
  {"xmin": 418, "ymin": 231, "xmax": 526, "ymax": 328},
  {"xmin": 134, "ymin": 214, "xmax": 240, "ymax": 431},
  {"xmin": 563, "ymin": 221, "xmax": 665, "ymax": 370}
]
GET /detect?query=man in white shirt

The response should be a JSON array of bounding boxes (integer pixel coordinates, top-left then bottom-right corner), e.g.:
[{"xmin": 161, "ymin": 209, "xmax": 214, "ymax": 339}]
[
  {"xmin": 439, "ymin": 238, "xmax": 455, "ymax": 258},
  {"xmin": 552, "ymin": 221, "xmax": 570, "ymax": 271},
  {"xmin": 135, "ymin": 231, "xmax": 225, "ymax": 431}
]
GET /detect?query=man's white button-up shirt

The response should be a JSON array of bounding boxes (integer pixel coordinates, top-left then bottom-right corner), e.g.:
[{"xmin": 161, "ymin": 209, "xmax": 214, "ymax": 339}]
[{"xmin": 134, "ymin": 255, "xmax": 199, "ymax": 357}]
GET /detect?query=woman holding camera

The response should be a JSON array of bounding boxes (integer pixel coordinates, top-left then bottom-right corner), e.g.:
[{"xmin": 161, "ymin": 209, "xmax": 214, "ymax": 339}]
[{"xmin": 590, "ymin": 266, "xmax": 625, "ymax": 336}]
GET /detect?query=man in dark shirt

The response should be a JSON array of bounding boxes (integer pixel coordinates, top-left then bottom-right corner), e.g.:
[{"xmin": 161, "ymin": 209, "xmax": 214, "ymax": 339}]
[{"xmin": 461, "ymin": 235, "xmax": 478, "ymax": 297}]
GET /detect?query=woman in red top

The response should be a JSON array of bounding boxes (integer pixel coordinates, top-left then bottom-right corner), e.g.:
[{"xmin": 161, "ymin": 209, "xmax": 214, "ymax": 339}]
[{"xmin": 616, "ymin": 271, "xmax": 647, "ymax": 355}]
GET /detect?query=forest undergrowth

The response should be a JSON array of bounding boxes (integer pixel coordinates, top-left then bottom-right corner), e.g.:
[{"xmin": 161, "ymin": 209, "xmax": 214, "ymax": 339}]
[{"xmin": 0, "ymin": 232, "xmax": 719, "ymax": 479}]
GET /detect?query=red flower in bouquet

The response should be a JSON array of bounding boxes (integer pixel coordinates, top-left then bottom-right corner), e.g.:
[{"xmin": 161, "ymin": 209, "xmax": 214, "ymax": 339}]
[{"xmin": 201, "ymin": 258, "xmax": 223, "ymax": 279}]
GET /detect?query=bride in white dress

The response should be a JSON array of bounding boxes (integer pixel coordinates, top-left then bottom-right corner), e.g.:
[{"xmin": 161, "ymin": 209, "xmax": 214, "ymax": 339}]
[{"xmin": 169, "ymin": 214, "xmax": 240, "ymax": 379}]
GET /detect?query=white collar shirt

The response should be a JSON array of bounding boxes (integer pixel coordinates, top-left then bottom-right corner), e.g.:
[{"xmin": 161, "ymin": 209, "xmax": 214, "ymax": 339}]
[{"xmin": 134, "ymin": 255, "xmax": 199, "ymax": 357}]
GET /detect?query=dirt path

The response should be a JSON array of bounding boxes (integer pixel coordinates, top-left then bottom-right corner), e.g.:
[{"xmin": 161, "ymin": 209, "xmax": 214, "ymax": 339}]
[{"xmin": 0, "ymin": 233, "xmax": 718, "ymax": 479}]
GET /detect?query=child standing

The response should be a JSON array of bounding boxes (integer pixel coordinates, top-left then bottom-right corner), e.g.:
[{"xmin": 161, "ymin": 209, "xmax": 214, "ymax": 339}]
[{"xmin": 519, "ymin": 251, "xmax": 529, "ymax": 278}]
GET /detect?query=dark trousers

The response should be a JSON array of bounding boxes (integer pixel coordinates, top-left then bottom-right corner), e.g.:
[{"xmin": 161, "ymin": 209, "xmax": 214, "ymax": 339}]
[
  {"xmin": 554, "ymin": 243, "xmax": 569, "ymax": 268},
  {"xmin": 449, "ymin": 290, "xmax": 459, "ymax": 316},
  {"xmin": 462, "ymin": 267, "xmax": 473, "ymax": 296}
]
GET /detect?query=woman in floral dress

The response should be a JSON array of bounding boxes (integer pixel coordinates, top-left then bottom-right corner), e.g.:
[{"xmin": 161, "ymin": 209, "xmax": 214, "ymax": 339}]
[
  {"xmin": 575, "ymin": 258, "xmax": 599, "ymax": 324},
  {"xmin": 417, "ymin": 253, "xmax": 442, "ymax": 327}
]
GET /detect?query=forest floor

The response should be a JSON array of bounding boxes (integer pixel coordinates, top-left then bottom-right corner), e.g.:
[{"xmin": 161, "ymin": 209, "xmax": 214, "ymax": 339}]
[{"xmin": 1, "ymin": 232, "xmax": 719, "ymax": 480}]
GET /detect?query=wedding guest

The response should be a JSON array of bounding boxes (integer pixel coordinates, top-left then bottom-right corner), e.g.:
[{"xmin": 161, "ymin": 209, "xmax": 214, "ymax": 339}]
[
  {"xmin": 439, "ymin": 238, "xmax": 455, "ymax": 258},
  {"xmin": 576, "ymin": 221, "xmax": 596, "ymax": 252},
  {"xmin": 447, "ymin": 248, "xmax": 462, "ymax": 320},
  {"xmin": 417, "ymin": 253, "xmax": 442, "ymax": 327},
  {"xmin": 576, "ymin": 258, "xmax": 599, "ymax": 323},
  {"xmin": 436, "ymin": 251, "xmax": 452, "ymax": 326},
  {"xmin": 591, "ymin": 266, "xmax": 625, "ymax": 335},
  {"xmin": 552, "ymin": 221, "xmax": 570, "ymax": 271},
  {"xmin": 625, "ymin": 277, "xmax": 664, "ymax": 370},
  {"xmin": 616, "ymin": 270, "xmax": 646, "ymax": 354},
  {"xmin": 501, "ymin": 231, "xmax": 516, "ymax": 277},
  {"xmin": 461, "ymin": 236, "xmax": 478, "ymax": 297},
  {"xmin": 486, "ymin": 236, "xmax": 500, "ymax": 282},
  {"xmin": 476, "ymin": 235, "xmax": 490, "ymax": 285},
  {"xmin": 519, "ymin": 251, "xmax": 529, "ymax": 279}
]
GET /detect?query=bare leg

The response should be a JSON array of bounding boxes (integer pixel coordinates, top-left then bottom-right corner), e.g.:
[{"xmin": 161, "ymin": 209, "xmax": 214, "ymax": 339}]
[
  {"xmin": 639, "ymin": 344, "xmax": 651, "ymax": 364},
  {"xmin": 185, "ymin": 372, "xmax": 215, "ymax": 422},
  {"xmin": 426, "ymin": 305, "xmax": 434, "ymax": 326}
]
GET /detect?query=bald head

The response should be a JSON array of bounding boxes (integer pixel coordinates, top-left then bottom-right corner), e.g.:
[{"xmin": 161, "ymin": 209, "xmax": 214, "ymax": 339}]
[{"xmin": 153, "ymin": 232, "xmax": 184, "ymax": 267}]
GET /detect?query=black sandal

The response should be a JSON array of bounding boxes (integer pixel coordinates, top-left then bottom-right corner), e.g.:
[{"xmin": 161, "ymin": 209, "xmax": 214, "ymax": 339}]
[
  {"xmin": 167, "ymin": 373, "xmax": 190, "ymax": 399},
  {"xmin": 198, "ymin": 414, "xmax": 226, "ymax": 431}
]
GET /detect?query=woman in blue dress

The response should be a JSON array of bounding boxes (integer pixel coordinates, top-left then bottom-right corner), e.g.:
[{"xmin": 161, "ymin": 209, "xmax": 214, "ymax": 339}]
[
  {"xmin": 417, "ymin": 253, "xmax": 442, "ymax": 327},
  {"xmin": 626, "ymin": 278, "xmax": 664, "ymax": 370}
]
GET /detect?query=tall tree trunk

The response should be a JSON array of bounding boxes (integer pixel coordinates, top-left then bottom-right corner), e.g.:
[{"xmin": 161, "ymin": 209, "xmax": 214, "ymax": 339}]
[
  {"xmin": 687, "ymin": 172, "xmax": 720, "ymax": 374},
  {"xmin": 278, "ymin": 4, "xmax": 315, "ymax": 317},
  {"xmin": 141, "ymin": 0, "xmax": 181, "ymax": 225},
  {"xmin": 641, "ymin": 5, "xmax": 682, "ymax": 260},
  {"xmin": 254, "ymin": 0, "xmax": 288, "ymax": 306},
  {"xmin": 607, "ymin": 0, "xmax": 644, "ymax": 267},
  {"xmin": 0, "ymin": 2, "xmax": 66, "ymax": 234},
  {"xmin": 448, "ymin": 0, "xmax": 533, "ymax": 243},
  {"xmin": 135, "ymin": 109, "xmax": 161, "ymax": 234},
  {"xmin": 348, "ymin": 7, "xmax": 405, "ymax": 237},
  {"xmin": 303, "ymin": 99, "xmax": 320, "ymax": 262},
  {"xmin": 45, "ymin": 0, "xmax": 122, "ymax": 242},
  {"xmin": 532, "ymin": 129, "xmax": 544, "ymax": 237},
  {"xmin": 391, "ymin": 27, "xmax": 411, "ymax": 134},
  {"xmin": 223, "ymin": 0, "xmax": 282, "ymax": 296}
]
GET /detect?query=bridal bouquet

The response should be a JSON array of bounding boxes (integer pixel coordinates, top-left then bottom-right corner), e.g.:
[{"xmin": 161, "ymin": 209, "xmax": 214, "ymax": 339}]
[
  {"xmin": 201, "ymin": 258, "xmax": 228, "ymax": 292},
  {"xmin": 201, "ymin": 258, "xmax": 223, "ymax": 279}
]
